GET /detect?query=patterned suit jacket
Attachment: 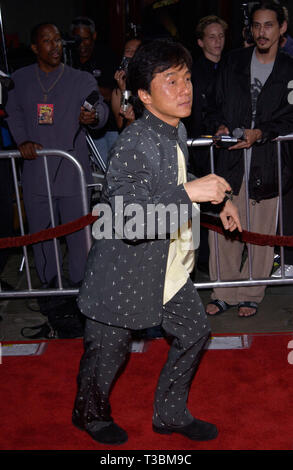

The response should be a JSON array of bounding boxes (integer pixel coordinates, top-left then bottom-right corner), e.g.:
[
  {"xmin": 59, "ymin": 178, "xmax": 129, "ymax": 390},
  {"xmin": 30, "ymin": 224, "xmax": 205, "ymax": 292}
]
[{"xmin": 78, "ymin": 110, "xmax": 196, "ymax": 329}]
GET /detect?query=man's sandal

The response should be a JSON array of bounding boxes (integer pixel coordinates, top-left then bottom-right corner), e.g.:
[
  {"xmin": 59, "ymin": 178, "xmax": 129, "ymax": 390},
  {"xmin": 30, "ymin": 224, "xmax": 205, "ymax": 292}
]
[
  {"xmin": 206, "ymin": 299, "xmax": 236, "ymax": 316},
  {"xmin": 238, "ymin": 301, "xmax": 258, "ymax": 318}
]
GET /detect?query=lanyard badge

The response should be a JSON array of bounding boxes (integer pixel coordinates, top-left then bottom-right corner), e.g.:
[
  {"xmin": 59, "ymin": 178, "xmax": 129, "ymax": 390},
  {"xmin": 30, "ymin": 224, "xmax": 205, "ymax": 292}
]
[{"xmin": 37, "ymin": 103, "xmax": 54, "ymax": 124}]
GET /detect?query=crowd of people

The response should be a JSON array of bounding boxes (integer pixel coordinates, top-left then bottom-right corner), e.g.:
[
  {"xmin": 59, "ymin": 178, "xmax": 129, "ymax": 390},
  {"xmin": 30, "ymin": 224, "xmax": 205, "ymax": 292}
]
[{"xmin": 0, "ymin": 0, "xmax": 293, "ymax": 445}]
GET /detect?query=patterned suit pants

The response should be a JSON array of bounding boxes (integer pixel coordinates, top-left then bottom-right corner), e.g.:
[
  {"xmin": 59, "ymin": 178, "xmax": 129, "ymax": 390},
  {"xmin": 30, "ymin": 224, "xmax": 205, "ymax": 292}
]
[{"xmin": 72, "ymin": 278, "xmax": 210, "ymax": 432}]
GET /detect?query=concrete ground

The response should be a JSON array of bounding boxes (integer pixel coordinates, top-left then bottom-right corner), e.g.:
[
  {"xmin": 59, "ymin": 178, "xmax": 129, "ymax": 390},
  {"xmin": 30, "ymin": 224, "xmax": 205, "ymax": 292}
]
[{"xmin": 1, "ymin": 246, "xmax": 293, "ymax": 342}]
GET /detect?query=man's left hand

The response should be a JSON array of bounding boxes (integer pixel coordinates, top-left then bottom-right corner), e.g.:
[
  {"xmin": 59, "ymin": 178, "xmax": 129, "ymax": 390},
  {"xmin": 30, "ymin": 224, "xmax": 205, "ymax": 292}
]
[
  {"xmin": 219, "ymin": 199, "xmax": 242, "ymax": 232},
  {"xmin": 229, "ymin": 128, "xmax": 262, "ymax": 150},
  {"xmin": 79, "ymin": 107, "xmax": 98, "ymax": 125}
]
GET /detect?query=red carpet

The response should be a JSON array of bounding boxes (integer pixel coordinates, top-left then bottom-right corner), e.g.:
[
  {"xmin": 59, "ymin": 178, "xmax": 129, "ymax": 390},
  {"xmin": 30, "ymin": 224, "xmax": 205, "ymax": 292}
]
[{"xmin": 1, "ymin": 334, "xmax": 293, "ymax": 451}]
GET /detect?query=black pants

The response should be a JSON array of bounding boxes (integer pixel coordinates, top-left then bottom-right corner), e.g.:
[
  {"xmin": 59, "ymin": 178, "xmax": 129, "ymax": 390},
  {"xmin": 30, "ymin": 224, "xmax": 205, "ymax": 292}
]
[
  {"xmin": 73, "ymin": 279, "xmax": 210, "ymax": 432},
  {"xmin": 22, "ymin": 192, "xmax": 89, "ymax": 285},
  {"xmin": 0, "ymin": 159, "xmax": 14, "ymax": 275}
]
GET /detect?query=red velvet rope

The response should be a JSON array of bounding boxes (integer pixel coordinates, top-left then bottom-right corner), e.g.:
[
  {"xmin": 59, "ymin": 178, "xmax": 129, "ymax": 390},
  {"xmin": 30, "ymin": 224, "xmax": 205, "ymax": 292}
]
[
  {"xmin": 0, "ymin": 214, "xmax": 97, "ymax": 249},
  {"xmin": 1, "ymin": 212, "xmax": 293, "ymax": 249},
  {"xmin": 200, "ymin": 213, "xmax": 293, "ymax": 247}
]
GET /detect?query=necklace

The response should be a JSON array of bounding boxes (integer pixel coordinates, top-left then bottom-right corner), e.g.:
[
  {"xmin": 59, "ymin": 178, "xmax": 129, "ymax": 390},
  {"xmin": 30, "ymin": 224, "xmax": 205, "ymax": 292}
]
[{"xmin": 36, "ymin": 63, "xmax": 65, "ymax": 102}]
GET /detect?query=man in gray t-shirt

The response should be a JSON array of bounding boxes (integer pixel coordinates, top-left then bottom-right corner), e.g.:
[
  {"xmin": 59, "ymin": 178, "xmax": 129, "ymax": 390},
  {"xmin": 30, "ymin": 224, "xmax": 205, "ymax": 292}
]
[
  {"xmin": 206, "ymin": 2, "xmax": 293, "ymax": 318},
  {"xmin": 251, "ymin": 48, "xmax": 274, "ymax": 122}
]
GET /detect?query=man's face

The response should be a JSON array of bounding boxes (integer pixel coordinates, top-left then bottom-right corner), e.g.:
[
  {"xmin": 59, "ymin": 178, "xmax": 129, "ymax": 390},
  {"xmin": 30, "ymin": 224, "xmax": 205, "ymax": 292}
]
[
  {"xmin": 139, "ymin": 64, "xmax": 193, "ymax": 127},
  {"xmin": 251, "ymin": 9, "xmax": 287, "ymax": 55},
  {"xmin": 31, "ymin": 24, "xmax": 62, "ymax": 70},
  {"xmin": 197, "ymin": 22, "xmax": 225, "ymax": 62},
  {"xmin": 72, "ymin": 26, "xmax": 96, "ymax": 61},
  {"xmin": 123, "ymin": 39, "xmax": 141, "ymax": 58}
]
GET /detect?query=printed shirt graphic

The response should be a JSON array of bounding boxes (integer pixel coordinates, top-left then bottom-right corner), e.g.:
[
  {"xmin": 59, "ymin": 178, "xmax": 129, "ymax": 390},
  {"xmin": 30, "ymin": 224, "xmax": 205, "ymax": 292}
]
[
  {"xmin": 250, "ymin": 77, "xmax": 263, "ymax": 123},
  {"xmin": 250, "ymin": 49, "xmax": 274, "ymax": 126}
]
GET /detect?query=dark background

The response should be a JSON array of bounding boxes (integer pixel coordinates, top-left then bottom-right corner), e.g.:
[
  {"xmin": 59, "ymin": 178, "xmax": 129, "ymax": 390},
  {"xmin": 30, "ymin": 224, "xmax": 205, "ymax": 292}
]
[{"xmin": 1, "ymin": 0, "xmax": 293, "ymax": 72}]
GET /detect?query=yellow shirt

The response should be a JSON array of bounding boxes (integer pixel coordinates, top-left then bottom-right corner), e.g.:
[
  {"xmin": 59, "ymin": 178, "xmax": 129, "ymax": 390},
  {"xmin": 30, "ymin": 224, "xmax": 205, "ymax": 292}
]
[{"xmin": 163, "ymin": 144, "xmax": 199, "ymax": 305}]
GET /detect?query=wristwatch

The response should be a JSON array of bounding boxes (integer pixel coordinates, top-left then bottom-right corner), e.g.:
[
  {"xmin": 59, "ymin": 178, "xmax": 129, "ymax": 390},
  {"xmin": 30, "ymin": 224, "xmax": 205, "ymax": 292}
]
[{"xmin": 223, "ymin": 190, "xmax": 233, "ymax": 204}]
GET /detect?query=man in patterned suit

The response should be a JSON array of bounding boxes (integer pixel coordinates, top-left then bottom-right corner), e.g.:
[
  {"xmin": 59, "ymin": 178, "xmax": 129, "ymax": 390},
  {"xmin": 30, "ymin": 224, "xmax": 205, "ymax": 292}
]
[{"xmin": 72, "ymin": 39, "xmax": 241, "ymax": 445}]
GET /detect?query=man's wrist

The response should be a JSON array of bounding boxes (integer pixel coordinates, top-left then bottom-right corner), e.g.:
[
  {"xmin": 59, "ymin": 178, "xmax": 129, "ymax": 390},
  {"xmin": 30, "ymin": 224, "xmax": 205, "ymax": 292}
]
[
  {"xmin": 222, "ymin": 190, "xmax": 233, "ymax": 204},
  {"xmin": 254, "ymin": 128, "xmax": 263, "ymax": 141}
]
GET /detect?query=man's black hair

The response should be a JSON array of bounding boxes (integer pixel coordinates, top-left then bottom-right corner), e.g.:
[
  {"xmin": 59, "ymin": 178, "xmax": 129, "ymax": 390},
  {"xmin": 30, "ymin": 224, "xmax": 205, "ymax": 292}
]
[
  {"xmin": 250, "ymin": 1, "xmax": 287, "ymax": 27},
  {"xmin": 70, "ymin": 17, "xmax": 96, "ymax": 34},
  {"xmin": 30, "ymin": 23, "xmax": 59, "ymax": 45},
  {"xmin": 127, "ymin": 38, "xmax": 192, "ymax": 117}
]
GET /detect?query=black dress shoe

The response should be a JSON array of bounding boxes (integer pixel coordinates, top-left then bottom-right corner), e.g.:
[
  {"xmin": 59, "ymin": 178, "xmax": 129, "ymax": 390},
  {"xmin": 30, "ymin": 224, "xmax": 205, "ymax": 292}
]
[
  {"xmin": 153, "ymin": 417, "xmax": 218, "ymax": 441},
  {"xmin": 72, "ymin": 416, "xmax": 128, "ymax": 445},
  {"xmin": 87, "ymin": 422, "xmax": 128, "ymax": 445}
]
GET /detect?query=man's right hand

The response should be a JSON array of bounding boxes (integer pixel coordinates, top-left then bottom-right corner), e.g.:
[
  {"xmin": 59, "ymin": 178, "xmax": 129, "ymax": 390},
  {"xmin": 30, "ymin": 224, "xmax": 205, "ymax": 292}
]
[
  {"xmin": 215, "ymin": 124, "xmax": 230, "ymax": 136},
  {"xmin": 184, "ymin": 173, "xmax": 232, "ymax": 205},
  {"xmin": 18, "ymin": 141, "xmax": 43, "ymax": 160},
  {"xmin": 114, "ymin": 69, "xmax": 126, "ymax": 92},
  {"xmin": 213, "ymin": 124, "xmax": 230, "ymax": 148}
]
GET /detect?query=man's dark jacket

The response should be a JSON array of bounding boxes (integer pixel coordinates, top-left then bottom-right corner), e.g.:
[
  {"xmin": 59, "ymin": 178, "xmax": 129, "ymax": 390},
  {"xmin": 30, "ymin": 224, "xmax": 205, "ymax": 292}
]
[
  {"xmin": 207, "ymin": 46, "xmax": 293, "ymax": 201},
  {"xmin": 185, "ymin": 53, "xmax": 221, "ymax": 138},
  {"xmin": 78, "ymin": 111, "xmax": 195, "ymax": 329}
]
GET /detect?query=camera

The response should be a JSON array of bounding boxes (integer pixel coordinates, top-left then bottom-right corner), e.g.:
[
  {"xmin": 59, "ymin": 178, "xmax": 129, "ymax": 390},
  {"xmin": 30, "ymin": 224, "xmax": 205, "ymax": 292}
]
[
  {"xmin": 0, "ymin": 70, "xmax": 13, "ymax": 90},
  {"xmin": 82, "ymin": 91, "xmax": 100, "ymax": 120},
  {"xmin": 241, "ymin": 2, "xmax": 259, "ymax": 45},
  {"xmin": 118, "ymin": 56, "xmax": 131, "ymax": 73},
  {"xmin": 61, "ymin": 34, "xmax": 82, "ymax": 66},
  {"xmin": 121, "ymin": 90, "xmax": 132, "ymax": 112},
  {"xmin": 62, "ymin": 34, "xmax": 82, "ymax": 49}
]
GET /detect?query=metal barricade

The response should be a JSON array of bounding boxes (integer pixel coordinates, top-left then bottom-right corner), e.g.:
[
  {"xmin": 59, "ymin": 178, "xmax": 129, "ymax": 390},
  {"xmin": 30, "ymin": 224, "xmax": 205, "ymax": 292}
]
[
  {"xmin": 86, "ymin": 132, "xmax": 107, "ymax": 174},
  {"xmin": 187, "ymin": 135, "xmax": 293, "ymax": 289},
  {"xmin": 1, "ymin": 137, "xmax": 293, "ymax": 300},
  {"xmin": 0, "ymin": 149, "xmax": 94, "ymax": 298}
]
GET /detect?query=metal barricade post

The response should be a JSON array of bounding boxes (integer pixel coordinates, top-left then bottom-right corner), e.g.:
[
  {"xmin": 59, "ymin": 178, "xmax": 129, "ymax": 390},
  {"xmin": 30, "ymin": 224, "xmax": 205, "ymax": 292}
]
[
  {"xmin": 1, "ymin": 136, "xmax": 293, "ymax": 300},
  {"xmin": 0, "ymin": 149, "xmax": 92, "ymax": 298},
  {"xmin": 187, "ymin": 134, "xmax": 293, "ymax": 289}
]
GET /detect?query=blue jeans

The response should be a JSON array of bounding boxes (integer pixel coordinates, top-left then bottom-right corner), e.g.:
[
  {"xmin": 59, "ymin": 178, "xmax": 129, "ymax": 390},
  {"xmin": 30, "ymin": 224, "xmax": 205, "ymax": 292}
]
[{"xmin": 93, "ymin": 131, "xmax": 119, "ymax": 167}]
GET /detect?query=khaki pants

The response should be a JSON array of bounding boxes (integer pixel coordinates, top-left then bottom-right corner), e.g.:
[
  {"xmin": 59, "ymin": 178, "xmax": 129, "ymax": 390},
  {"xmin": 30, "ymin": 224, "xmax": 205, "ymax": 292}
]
[{"xmin": 208, "ymin": 181, "xmax": 278, "ymax": 305}]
